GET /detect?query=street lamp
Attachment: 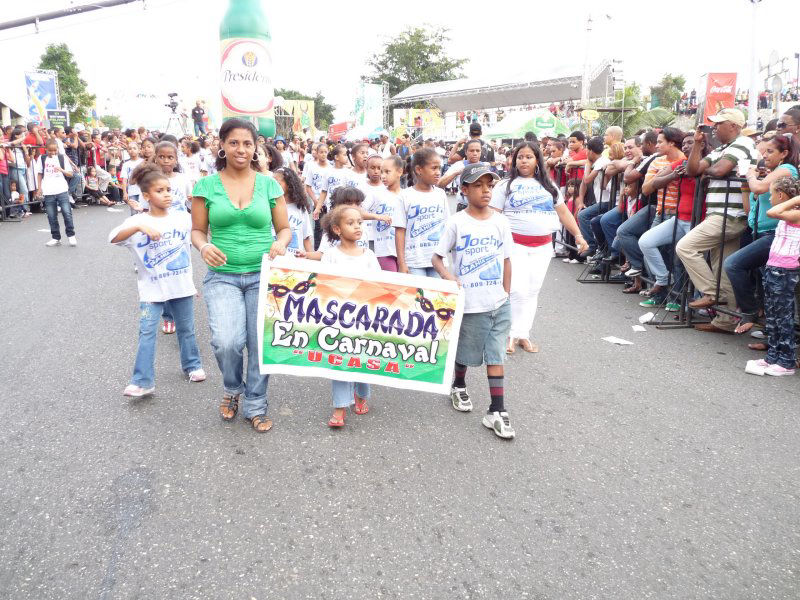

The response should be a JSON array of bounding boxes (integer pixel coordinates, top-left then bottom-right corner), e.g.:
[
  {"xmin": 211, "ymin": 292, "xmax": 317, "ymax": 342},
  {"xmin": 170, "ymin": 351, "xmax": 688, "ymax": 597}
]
[
  {"xmin": 795, "ymin": 52, "xmax": 799, "ymax": 99},
  {"xmin": 747, "ymin": 0, "xmax": 762, "ymax": 127}
]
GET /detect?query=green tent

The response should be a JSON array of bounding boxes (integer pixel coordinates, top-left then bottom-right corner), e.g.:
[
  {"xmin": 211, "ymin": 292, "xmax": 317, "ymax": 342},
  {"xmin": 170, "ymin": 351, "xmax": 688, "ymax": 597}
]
[{"xmin": 484, "ymin": 110, "xmax": 570, "ymax": 140}]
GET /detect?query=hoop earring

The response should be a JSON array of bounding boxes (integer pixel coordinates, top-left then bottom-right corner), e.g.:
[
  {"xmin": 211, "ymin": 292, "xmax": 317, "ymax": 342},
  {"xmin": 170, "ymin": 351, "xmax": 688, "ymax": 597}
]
[{"xmin": 217, "ymin": 149, "xmax": 226, "ymax": 159}]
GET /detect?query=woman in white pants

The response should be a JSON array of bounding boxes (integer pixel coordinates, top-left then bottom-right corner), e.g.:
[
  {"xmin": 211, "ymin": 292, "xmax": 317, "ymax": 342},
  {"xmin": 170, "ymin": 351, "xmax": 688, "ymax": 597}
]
[{"xmin": 489, "ymin": 142, "xmax": 588, "ymax": 354}]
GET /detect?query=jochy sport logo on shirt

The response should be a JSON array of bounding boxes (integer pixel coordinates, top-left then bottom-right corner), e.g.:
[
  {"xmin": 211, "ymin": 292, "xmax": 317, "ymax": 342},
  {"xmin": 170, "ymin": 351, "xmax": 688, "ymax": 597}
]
[
  {"xmin": 138, "ymin": 229, "xmax": 189, "ymax": 270},
  {"xmin": 408, "ymin": 204, "xmax": 444, "ymax": 240},
  {"xmin": 456, "ymin": 233, "xmax": 503, "ymax": 281}
]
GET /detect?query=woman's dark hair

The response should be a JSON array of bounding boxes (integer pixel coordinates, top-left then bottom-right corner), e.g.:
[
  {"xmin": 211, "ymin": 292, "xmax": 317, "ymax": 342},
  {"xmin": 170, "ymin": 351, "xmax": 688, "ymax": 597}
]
[
  {"xmin": 329, "ymin": 144, "xmax": 348, "ymax": 163},
  {"xmin": 661, "ymin": 127, "xmax": 685, "ymax": 147},
  {"xmin": 273, "ymin": 167, "xmax": 310, "ymax": 211},
  {"xmin": 330, "ymin": 186, "xmax": 365, "ymax": 209},
  {"xmin": 411, "ymin": 147, "xmax": 439, "ymax": 174},
  {"xmin": 153, "ymin": 140, "xmax": 182, "ymax": 172},
  {"xmin": 551, "ymin": 140, "xmax": 566, "ymax": 152},
  {"xmin": 182, "ymin": 139, "xmax": 200, "ymax": 154},
  {"xmin": 263, "ymin": 143, "xmax": 283, "ymax": 171},
  {"xmin": 321, "ymin": 204, "xmax": 360, "ymax": 242},
  {"xmin": 506, "ymin": 142, "xmax": 558, "ymax": 201},
  {"xmin": 215, "ymin": 118, "xmax": 260, "ymax": 171},
  {"xmin": 10, "ymin": 126, "xmax": 24, "ymax": 141},
  {"xmin": 769, "ymin": 134, "xmax": 800, "ymax": 168},
  {"xmin": 384, "ymin": 155, "xmax": 405, "ymax": 171},
  {"xmin": 130, "ymin": 161, "xmax": 169, "ymax": 193},
  {"xmin": 565, "ymin": 178, "xmax": 581, "ymax": 195},
  {"xmin": 350, "ymin": 143, "xmax": 367, "ymax": 166}
]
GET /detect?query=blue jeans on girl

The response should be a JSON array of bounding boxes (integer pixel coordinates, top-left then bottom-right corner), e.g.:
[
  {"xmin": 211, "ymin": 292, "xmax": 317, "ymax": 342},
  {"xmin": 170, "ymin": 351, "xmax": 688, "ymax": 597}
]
[
  {"xmin": 763, "ymin": 266, "xmax": 799, "ymax": 369},
  {"xmin": 132, "ymin": 295, "xmax": 202, "ymax": 388},
  {"xmin": 44, "ymin": 192, "xmax": 75, "ymax": 240},
  {"xmin": 203, "ymin": 270, "xmax": 270, "ymax": 418},
  {"xmin": 723, "ymin": 233, "xmax": 774, "ymax": 315},
  {"xmin": 332, "ymin": 381, "xmax": 370, "ymax": 409}
]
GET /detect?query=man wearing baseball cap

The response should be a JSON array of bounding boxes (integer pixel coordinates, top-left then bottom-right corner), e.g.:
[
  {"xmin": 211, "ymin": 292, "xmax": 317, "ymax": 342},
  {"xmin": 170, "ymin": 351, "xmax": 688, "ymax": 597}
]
[
  {"xmin": 448, "ymin": 121, "xmax": 495, "ymax": 166},
  {"xmin": 677, "ymin": 107, "xmax": 757, "ymax": 334},
  {"xmin": 431, "ymin": 161, "xmax": 516, "ymax": 439}
]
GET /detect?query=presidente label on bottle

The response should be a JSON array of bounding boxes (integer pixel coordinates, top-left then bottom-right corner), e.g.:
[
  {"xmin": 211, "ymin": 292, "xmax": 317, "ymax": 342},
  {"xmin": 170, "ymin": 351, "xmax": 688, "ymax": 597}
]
[{"xmin": 220, "ymin": 38, "xmax": 274, "ymax": 115}]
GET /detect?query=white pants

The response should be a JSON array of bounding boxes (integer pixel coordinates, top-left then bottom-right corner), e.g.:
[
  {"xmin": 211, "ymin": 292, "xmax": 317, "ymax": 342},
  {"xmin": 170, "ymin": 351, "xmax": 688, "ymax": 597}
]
[{"xmin": 509, "ymin": 242, "xmax": 552, "ymax": 340}]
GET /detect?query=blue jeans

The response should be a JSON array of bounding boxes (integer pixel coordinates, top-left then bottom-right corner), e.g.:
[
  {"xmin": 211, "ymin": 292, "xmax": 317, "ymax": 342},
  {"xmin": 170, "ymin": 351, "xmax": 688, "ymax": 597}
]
[
  {"xmin": 617, "ymin": 207, "xmax": 659, "ymax": 269},
  {"xmin": 203, "ymin": 270, "xmax": 270, "ymax": 418},
  {"xmin": 723, "ymin": 233, "xmax": 773, "ymax": 315},
  {"xmin": 577, "ymin": 203, "xmax": 602, "ymax": 251},
  {"xmin": 44, "ymin": 192, "xmax": 75, "ymax": 239},
  {"xmin": 132, "ymin": 295, "xmax": 202, "ymax": 388},
  {"xmin": 639, "ymin": 217, "xmax": 691, "ymax": 286},
  {"xmin": 9, "ymin": 166, "xmax": 28, "ymax": 197},
  {"xmin": 68, "ymin": 173, "xmax": 83, "ymax": 200},
  {"xmin": 763, "ymin": 266, "xmax": 799, "ymax": 369},
  {"xmin": 599, "ymin": 209, "xmax": 625, "ymax": 257},
  {"xmin": 408, "ymin": 266, "xmax": 441, "ymax": 278},
  {"xmin": 194, "ymin": 121, "xmax": 206, "ymax": 136},
  {"xmin": 332, "ymin": 381, "xmax": 370, "ymax": 409}
]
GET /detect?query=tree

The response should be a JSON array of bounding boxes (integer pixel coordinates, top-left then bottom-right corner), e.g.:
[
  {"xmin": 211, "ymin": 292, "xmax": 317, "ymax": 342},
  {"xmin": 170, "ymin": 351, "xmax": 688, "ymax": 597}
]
[
  {"xmin": 363, "ymin": 26, "xmax": 467, "ymax": 98},
  {"xmin": 100, "ymin": 114, "xmax": 122, "ymax": 129},
  {"xmin": 37, "ymin": 43, "xmax": 95, "ymax": 124},
  {"xmin": 275, "ymin": 88, "xmax": 336, "ymax": 129},
  {"xmin": 594, "ymin": 83, "xmax": 676, "ymax": 137},
  {"xmin": 651, "ymin": 73, "xmax": 687, "ymax": 112}
]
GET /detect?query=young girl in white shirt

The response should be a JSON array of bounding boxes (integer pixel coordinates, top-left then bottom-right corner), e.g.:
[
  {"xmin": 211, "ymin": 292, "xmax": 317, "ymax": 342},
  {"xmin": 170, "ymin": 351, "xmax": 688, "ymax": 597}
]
[
  {"xmin": 395, "ymin": 148, "xmax": 450, "ymax": 277},
  {"xmin": 374, "ymin": 155, "xmax": 404, "ymax": 271},
  {"xmin": 109, "ymin": 162, "xmax": 205, "ymax": 397},
  {"xmin": 314, "ymin": 144, "xmax": 354, "ymax": 220},
  {"xmin": 272, "ymin": 166, "xmax": 313, "ymax": 255},
  {"xmin": 318, "ymin": 203, "xmax": 380, "ymax": 427}
]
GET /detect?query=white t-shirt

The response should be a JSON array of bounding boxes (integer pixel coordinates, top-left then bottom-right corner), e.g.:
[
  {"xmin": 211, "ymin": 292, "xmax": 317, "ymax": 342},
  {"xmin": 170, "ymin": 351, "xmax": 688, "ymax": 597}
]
[
  {"xmin": 34, "ymin": 154, "xmax": 70, "ymax": 196},
  {"xmin": 199, "ymin": 148, "xmax": 216, "ymax": 175},
  {"xmin": 435, "ymin": 210, "xmax": 513, "ymax": 314},
  {"xmin": 394, "ymin": 186, "xmax": 450, "ymax": 268},
  {"xmin": 320, "ymin": 167, "xmax": 357, "ymax": 209},
  {"xmin": 108, "ymin": 212, "xmax": 196, "ymax": 303},
  {"xmin": 304, "ymin": 160, "xmax": 329, "ymax": 199},
  {"xmin": 55, "ymin": 138, "xmax": 66, "ymax": 156},
  {"xmin": 489, "ymin": 177, "xmax": 563, "ymax": 236},
  {"xmin": 120, "ymin": 158, "xmax": 143, "ymax": 199},
  {"xmin": 590, "ymin": 156, "xmax": 611, "ymax": 204},
  {"xmin": 283, "ymin": 203, "xmax": 313, "ymax": 256},
  {"xmin": 360, "ymin": 181, "xmax": 386, "ymax": 242},
  {"xmin": 168, "ymin": 172, "xmax": 191, "ymax": 213},
  {"xmin": 371, "ymin": 188, "xmax": 402, "ymax": 258},
  {"xmin": 321, "ymin": 245, "xmax": 380, "ymax": 271},
  {"xmin": 280, "ymin": 150, "xmax": 293, "ymax": 168},
  {"xmin": 318, "ymin": 232, "xmax": 368, "ymax": 253},
  {"xmin": 180, "ymin": 154, "xmax": 202, "ymax": 187}
]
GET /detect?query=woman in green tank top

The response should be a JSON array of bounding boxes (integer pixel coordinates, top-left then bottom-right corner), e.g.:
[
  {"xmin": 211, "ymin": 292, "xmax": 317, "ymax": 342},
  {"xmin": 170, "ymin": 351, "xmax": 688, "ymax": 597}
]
[{"xmin": 191, "ymin": 118, "xmax": 291, "ymax": 433}]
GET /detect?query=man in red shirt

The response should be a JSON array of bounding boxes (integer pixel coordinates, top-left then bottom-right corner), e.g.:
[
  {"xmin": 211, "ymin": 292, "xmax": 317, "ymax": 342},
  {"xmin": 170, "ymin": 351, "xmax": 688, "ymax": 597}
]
[
  {"xmin": 23, "ymin": 123, "xmax": 45, "ymax": 156},
  {"xmin": 561, "ymin": 130, "xmax": 588, "ymax": 180}
]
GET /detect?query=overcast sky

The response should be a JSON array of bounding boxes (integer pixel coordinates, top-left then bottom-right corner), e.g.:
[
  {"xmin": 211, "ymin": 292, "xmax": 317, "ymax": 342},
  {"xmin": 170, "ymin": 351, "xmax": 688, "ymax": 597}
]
[{"xmin": 0, "ymin": 0, "xmax": 799, "ymax": 127}]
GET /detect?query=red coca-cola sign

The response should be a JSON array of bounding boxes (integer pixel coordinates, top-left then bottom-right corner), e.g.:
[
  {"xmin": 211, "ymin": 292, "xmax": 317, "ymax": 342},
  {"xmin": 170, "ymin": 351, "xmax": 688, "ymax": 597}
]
[{"xmin": 703, "ymin": 73, "xmax": 738, "ymax": 125}]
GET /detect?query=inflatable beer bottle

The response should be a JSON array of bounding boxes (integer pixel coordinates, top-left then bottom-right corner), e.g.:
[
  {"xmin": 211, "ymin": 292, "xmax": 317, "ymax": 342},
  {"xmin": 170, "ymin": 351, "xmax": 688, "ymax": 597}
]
[{"xmin": 219, "ymin": 0, "xmax": 275, "ymax": 137}]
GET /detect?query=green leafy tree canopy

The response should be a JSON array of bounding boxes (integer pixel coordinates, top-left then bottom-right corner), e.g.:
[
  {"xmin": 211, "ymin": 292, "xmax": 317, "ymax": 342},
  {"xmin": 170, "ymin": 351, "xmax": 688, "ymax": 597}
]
[
  {"xmin": 363, "ymin": 26, "xmax": 467, "ymax": 98},
  {"xmin": 275, "ymin": 88, "xmax": 335, "ymax": 129},
  {"xmin": 100, "ymin": 114, "xmax": 122, "ymax": 129},
  {"xmin": 37, "ymin": 43, "xmax": 95, "ymax": 124},
  {"xmin": 650, "ymin": 73, "xmax": 687, "ymax": 111}
]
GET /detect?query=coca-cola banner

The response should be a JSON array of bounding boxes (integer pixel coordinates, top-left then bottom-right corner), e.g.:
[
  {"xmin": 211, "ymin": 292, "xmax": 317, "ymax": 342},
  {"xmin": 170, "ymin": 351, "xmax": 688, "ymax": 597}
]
[{"xmin": 703, "ymin": 73, "xmax": 737, "ymax": 125}]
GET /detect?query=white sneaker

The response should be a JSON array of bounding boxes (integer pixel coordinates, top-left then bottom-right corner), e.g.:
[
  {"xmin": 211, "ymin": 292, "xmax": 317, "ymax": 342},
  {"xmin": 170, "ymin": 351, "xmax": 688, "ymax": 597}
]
[
  {"xmin": 764, "ymin": 364, "xmax": 795, "ymax": 377},
  {"xmin": 45, "ymin": 238, "xmax": 61, "ymax": 247},
  {"xmin": 123, "ymin": 384, "xmax": 155, "ymax": 397},
  {"xmin": 68, "ymin": 236, "xmax": 77, "ymax": 246},
  {"xmin": 188, "ymin": 369, "xmax": 206, "ymax": 382},
  {"xmin": 450, "ymin": 387, "xmax": 473, "ymax": 412},
  {"xmin": 568, "ymin": 259, "xmax": 580, "ymax": 264},
  {"xmin": 562, "ymin": 258, "xmax": 571, "ymax": 263},
  {"xmin": 483, "ymin": 411, "xmax": 516, "ymax": 439}
]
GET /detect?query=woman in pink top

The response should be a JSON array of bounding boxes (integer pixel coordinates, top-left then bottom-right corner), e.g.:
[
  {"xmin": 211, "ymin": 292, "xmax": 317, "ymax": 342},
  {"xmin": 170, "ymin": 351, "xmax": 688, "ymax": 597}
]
[{"xmin": 749, "ymin": 176, "xmax": 800, "ymax": 376}]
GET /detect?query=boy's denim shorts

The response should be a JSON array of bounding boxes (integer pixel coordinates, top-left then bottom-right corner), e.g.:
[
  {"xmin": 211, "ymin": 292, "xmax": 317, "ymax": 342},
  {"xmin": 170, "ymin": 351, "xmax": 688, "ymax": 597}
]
[{"xmin": 454, "ymin": 299, "xmax": 511, "ymax": 367}]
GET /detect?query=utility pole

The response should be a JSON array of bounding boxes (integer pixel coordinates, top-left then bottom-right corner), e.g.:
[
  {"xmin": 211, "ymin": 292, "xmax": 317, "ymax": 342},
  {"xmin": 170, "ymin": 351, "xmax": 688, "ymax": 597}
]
[
  {"xmin": 580, "ymin": 15, "xmax": 592, "ymax": 106},
  {"xmin": 747, "ymin": 0, "xmax": 762, "ymax": 126},
  {"xmin": 0, "ymin": 0, "xmax": 141, "ymax": 33}
]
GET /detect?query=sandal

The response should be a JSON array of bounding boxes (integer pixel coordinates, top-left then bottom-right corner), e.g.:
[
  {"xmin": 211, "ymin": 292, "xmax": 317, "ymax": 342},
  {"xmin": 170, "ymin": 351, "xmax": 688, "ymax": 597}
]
[
  {"xmin": 354, "ymin": 392, "xmax": 369, "ymax": 415},
  {"xmin": 328, "ymin": 409, "xmax": 346, "ymax": 428},
  {"xmin": 248, "ymin": 414, "xmax": 273, "ymax": 433},
  {"xmin": 219, "ymin": 394, "xmax": 239, "ymax": 421},
  {"xmin": 622, "ymin": 284, "xmax": 641, "ymax": 294},
  {"xmin": 748, "ymin": 342, "xmax": 768, "ymax": 351},
  {"xmin": 518, "ymin": 339, "xmax": 539, "ymax": 353},
  {"xmin": 735, "ymin": 315, "xmax": 756, "ymax": 335}
]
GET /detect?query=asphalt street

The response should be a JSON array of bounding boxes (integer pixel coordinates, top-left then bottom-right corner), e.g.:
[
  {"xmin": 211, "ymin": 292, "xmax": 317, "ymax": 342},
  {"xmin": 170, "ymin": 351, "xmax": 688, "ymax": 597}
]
[{"xmin": 1, "ymin": 205, "xmax": 799, "ymax": 600}]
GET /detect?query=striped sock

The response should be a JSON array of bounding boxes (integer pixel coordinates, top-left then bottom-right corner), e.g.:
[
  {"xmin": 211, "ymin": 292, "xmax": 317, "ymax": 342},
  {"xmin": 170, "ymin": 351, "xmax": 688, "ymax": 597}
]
[
  {"xmin": 488, "ymin": 375, "xmax": 504, "ymax": 412},
  {"xmin": 452, "ymin": 363, "xmax": 467, "ymax": 388}
]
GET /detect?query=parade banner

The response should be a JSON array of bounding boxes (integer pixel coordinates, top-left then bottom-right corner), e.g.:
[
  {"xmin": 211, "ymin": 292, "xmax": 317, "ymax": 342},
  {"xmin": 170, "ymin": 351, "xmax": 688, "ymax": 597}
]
[
  {"xmin": 353, "ymin": 82, "xmax": 384, "ymax": 129},
  {"xmin": 46, "ymin": 109, "xmax": 69, "ymax": 129},
  {"xmin": 25, "ymin": 70, "xmax": 60, "ymax": 123},
  {"xmin": 702, "ymin": 72, "xmax": 737, "ymax": 125},
  {"xmin": 258, "ymin": 255, "xmax": 464, "ymax": 394},
  {"xmin": 283, "ymin": 99, "xmax": 314, "ymax": 135}
]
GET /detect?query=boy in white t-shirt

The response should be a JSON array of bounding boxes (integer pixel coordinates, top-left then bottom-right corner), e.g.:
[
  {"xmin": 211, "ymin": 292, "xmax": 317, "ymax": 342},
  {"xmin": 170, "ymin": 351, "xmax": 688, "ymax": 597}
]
[
  {"xmin": 35, "ymin": 140, "xmax": 76, "ymax": 247},
  {"xmin": 432, "ymin": 163, "xmax": 515, "ymax": 439},
  {"xmin": 108, "ymin": 163, "xmax": 205, "ymax": 398}
]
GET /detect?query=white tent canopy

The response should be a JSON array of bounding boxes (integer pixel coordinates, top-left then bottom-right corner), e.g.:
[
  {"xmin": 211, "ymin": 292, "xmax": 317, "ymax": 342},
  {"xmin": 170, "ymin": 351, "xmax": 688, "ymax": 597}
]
[{"xmin": 390, "ymin": 63, "xmax": 612, "ymax": 113}]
